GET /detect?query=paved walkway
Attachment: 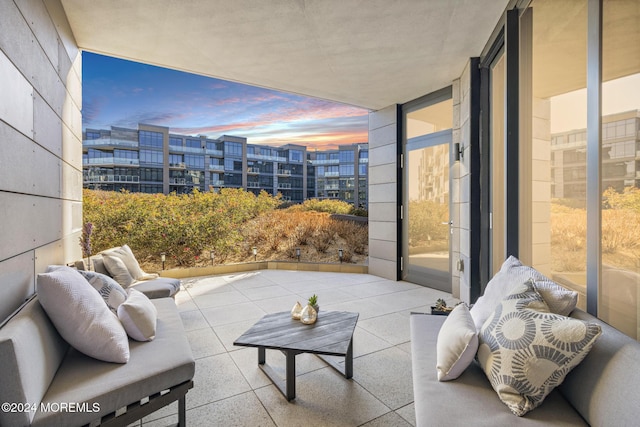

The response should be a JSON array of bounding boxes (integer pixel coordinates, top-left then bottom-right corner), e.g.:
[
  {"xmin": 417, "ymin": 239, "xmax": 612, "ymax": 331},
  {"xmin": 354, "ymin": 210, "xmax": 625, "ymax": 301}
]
[{"xmin": 133, "ymin": 270, "xmax": 454, "ymax": 426}]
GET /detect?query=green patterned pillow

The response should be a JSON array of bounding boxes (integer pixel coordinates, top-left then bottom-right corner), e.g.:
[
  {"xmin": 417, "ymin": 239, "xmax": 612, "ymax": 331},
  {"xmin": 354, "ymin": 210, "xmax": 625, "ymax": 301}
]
[{"xmin": 477, "ymin": 279, "xmax": 601, "ymax": 416}]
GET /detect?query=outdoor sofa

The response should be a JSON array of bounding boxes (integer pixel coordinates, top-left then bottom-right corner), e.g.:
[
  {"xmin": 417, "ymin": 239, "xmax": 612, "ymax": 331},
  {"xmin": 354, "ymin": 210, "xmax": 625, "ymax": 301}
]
[
  {"xmin": 410, "ymin": 257, "xmax": 640, "ymax": 426},
  {"xmin": 76, "ymin": 245, "xmax": 181, "ymax": 299},
  {"xmin": 0, "ymin": 259, "xmax": 194, "ymax": 426}
]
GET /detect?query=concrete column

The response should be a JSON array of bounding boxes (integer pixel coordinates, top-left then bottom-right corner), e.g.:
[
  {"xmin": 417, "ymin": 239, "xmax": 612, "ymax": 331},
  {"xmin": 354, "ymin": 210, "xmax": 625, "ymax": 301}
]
[{"xmin": 368, "ymin": 105, "xmax": 399, "ymax": 280}]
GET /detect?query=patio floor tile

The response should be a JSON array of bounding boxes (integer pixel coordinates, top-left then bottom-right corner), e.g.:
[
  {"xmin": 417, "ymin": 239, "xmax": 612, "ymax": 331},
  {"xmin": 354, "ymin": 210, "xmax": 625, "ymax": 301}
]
[{"xmin": 164, "ymin": 269, "xmax": 452, "ymax": 426}]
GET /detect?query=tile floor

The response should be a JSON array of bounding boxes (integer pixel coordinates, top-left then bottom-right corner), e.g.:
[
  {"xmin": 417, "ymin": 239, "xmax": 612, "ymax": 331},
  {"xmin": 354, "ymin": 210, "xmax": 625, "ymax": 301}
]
[{"xmin": 132, "ymin": 270, "xmax": 455, "ymax": 427}]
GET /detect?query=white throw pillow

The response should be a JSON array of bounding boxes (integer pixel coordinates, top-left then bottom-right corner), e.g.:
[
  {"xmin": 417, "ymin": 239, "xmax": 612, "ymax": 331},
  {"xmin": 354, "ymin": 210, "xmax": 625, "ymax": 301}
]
[
  {"xmin": 436, "ymin": 304, "xmax": 478, "ymax": 381},
  {"xmin": 102, "ymin": 244, "xmax": 143, "ymax": 278},
  {"xmin": 477, "ymin": 280, "xmax": 601, "ymax": 416},
  {"xmin": 470, "ymin": 256, "xmax": 578, "ymax": 331},
  {"xmin": 117, "ymin": 289, "xmax": 158, "ymax": 341},
  {"xmin": 37, "ymin": 267, "xmax": 130, "ymax": 363},
  {"xmin": 103, "ymin": 254, "xmax": 135, "ymax": 287},
  {"xmin": 77, "ymin": 270, "xmax": 127, "ymax": 313}
]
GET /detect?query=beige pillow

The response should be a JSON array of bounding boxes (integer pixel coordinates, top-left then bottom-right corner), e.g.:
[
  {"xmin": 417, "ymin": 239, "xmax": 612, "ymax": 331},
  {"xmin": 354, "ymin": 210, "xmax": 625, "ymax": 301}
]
[
  {"xmin": 103, "ymin": 254, "xmax": 135, "ymax": 287},
  {"xmin": 470, "ymin": 256, "xmax": 578, "ymax": 331},
  {"xmin": 37, "ymin": 267, "xmax": 129, "ymax": 363},
  {"xmin": 477, "ymin": 280, "xmax": 601, "ymax": 416},
  {"xmin": 436, "ymin": 304, "xmax": 478, "ymax": 381},
  {"xmin": 103, "ymin": 245, "xmax": 145, "ymax": 280},
  {"xmin": 117, "ymin": 289, "xmax": 158, "ymax": 341}
]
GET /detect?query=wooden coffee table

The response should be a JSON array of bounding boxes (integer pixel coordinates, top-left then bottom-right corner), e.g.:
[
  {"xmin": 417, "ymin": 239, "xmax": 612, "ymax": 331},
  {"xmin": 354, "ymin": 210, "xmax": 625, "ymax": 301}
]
[{"xmin": 233, "ymin": 310, "xmax": 359, "ymax": 401}]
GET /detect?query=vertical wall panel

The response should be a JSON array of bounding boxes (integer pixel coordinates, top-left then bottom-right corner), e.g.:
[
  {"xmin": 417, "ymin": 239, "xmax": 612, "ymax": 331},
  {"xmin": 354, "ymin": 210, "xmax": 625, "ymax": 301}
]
[
  {"xmin": 0, "ymin": 0, "xmax": 81, "ymax": 322},
  {"xmin": 0, "ymin": 51, "xmax": 34, "ymax": 138},
  {"xmin": 0, "ymin": 253, "xmax": 35, "ymax": 325},
  {"xmin": 368, "ymin": 105, "xmax": 399, "ymax": 280}
]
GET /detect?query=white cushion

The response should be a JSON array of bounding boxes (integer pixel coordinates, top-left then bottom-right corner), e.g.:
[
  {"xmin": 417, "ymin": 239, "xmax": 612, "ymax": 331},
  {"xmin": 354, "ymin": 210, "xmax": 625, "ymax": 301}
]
[
  {"xmin": 436, "ymin": 304, "xmax": 478, "ymax": 381},
  {"xmin": 103, "ymin": 254, "xmax": 135, "ymax": 287},
  {"xmin": 104, "ymin": 245, "xmax": 145, "ymax": 279},
  {"xmin": 117, "ymin": 289, "xmax": 158, "ymax": 341},
  {"xmin": 477, "ymin": 280, "xmax": 601, "ymax": 416},
  {"xmin": 77, "ymin": 270, "xmax": 127, "ymax": 313},
  {"xmin": 470, "ymin": 256, "xmax": 578, "ymax": 331},
  {"xmin": 37, "ymin": 267, "xmax": 130, "ymax": 363}
]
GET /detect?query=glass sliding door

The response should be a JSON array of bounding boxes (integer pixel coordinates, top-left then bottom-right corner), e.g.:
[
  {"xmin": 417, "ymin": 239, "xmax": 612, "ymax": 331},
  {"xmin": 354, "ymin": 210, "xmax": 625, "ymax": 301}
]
[
  {"xmin": 520, "ymin": 0, "xmax": 588, "ymax": 309},
  {"xmin": 600, "ymin": 0, "xmax": 640, "ymax": 339},
  {"xmin": 404, "ymin": 96, "xmax": 453, "ymax": 291}
]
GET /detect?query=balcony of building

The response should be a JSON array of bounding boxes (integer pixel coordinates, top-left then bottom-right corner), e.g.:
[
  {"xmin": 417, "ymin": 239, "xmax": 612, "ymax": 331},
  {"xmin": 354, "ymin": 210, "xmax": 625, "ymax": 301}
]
[
  {"xmin": 83, "ymin": 174, "xmax": 140, "ymax": 184},
  {"xmin": 84, "ymin": 158, "xmax": 140, "ymax": 167},
  {"xmin": 247, "ymin": 167, "xmax": 260, "ymax": 175},
  {"xmin": 83, "ymin": 138, "xmax": 139, "ymax": 149},
  {"xmin": 208, "ymin": 164, "xmax": 225, "ymax": 172},
  {"xmin": 277, "ymin": 169, "xmax": 292, "ymax": 176}
]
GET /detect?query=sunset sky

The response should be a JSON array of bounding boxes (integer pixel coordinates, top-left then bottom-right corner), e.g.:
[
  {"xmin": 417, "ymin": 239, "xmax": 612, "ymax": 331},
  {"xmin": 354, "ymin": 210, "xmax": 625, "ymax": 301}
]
[{"xmin": 82, "ymin": 52, "xmax": 369, "ymax": 150}]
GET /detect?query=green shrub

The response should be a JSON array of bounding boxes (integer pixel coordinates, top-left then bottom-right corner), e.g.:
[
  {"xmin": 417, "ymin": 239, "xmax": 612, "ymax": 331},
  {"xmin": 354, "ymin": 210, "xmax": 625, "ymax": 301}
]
[
  {"xmin": 83, "ymin": 188, "xmax": 279, "ymax": 267},
  {"xmin": 301, "ymin": 198, "xmax": 352, "ymax": 214}
]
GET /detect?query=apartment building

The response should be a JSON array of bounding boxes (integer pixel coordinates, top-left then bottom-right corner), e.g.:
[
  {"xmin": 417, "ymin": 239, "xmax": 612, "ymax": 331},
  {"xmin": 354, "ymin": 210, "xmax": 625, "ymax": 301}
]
[
  {"xmin": 551, "ymin": 110, "xmax": 640, "ymax": 200},
  {"xmin": 83, "ymin": 124, "xmax": 367, "ymax": 205},
  {"xmin": 307, "ymin": 144, "xmax": 369, "ymax": 207}
]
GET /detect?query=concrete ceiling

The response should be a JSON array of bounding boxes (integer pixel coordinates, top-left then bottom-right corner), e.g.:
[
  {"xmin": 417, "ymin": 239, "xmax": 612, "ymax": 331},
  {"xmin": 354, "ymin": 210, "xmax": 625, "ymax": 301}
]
[{"xmin": 59, "ymin": 0, "xmax": 509, "ymax": 111}]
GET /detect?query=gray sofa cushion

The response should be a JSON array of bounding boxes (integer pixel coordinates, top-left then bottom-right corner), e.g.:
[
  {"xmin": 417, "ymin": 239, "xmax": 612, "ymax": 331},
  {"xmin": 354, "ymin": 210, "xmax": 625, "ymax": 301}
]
[
  {"xmin": 0, "ymin": 297, "xmax": 69, "ymax": 426},
  {"xmin": 410, "ymin": 313, "xmax": 587, "ymax": 426},
  {"xmin": 31, "ymin": 297, "xmax": 195, "ymax": 427},
  {"xmin": 130, "ymin": 277, "xmax": 181, "ymax": 299}
]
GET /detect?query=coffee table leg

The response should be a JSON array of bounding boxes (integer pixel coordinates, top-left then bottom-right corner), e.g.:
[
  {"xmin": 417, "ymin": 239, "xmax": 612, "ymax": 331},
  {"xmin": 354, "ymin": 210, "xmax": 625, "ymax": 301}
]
[
  {"xmin": 345, "ymin": 338, "xmax": 353, "ymax": 379},
  {"xmin": 258, "ymin": 347, "xmax": 265, "ymax": 364},
  {"xmin": 285, "ymin": 350, "xmax": 296, "ymax": 401}
]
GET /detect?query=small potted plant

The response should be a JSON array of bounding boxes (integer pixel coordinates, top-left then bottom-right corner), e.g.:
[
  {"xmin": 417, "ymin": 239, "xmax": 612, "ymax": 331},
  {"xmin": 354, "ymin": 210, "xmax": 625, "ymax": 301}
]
[
  {"xmin": 431, "ymin": 298, "xmax": 453, "ymax": 316},
  {"xmin": 308, "ymin": 294, "xmax": 319, "ymax": 313},
  {"xmin": 301, "ymin": 294, "xmax": 319, "ymax": 324}
]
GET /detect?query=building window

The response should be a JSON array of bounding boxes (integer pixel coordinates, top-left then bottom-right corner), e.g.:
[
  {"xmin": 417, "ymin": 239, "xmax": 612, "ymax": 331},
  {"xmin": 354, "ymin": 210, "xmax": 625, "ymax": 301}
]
[
  {"xmin": 339, "ymin": 150, "xmax": 354, "ymax": 163},
  {"xmin": 185, "ymin": 154, "xmax": 204, "ymax": 169},
  {"xmin": 86, "ymin": 131, "xmax": 101, "ymax": 140},
  {"xmin": 169, "ymin": 137, "xmax": 182, "ymax": 147},
  {"xmin": 225, "ymin": 141, "xmax": 243, "ymax": 156},
  {"xmin": 139, "ymin": 130, "xmax": 163, "ymax": 148},
  {"xmin": 186, "ymin": 138, "xmax": 201, "ymax": 149},
  {"xmin": 339, "ymin": 164, "xmax": 354, "ymax": 176},
  {"xmin": 170, "ymin": 154, "xmax": 183, "ymax": 166},
  {"xmin": 139, "ymin": 149, "xmax": 163, "ymax": 165},
  {"xmin": 289, "ymin": 149, "xmax": 303, "ymax": 163}
]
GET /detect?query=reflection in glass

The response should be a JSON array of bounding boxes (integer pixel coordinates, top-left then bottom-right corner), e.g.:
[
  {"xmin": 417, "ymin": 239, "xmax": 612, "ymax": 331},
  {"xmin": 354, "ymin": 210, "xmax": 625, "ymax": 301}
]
[
  {"xmin": 405, "ymin": 99, "xmax": 452, "ymax": 291},
  {"xmin": 600, "ymin": 0, "xmax": 640, "ymax": 339},
  {"xmin": 524, "ymin": 0, "xmax": 587, "ymax": 310}
]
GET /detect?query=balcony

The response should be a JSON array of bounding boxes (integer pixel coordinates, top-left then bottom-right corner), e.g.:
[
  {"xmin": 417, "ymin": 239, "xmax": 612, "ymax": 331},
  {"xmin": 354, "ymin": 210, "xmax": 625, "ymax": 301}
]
[
  {"xmin": 209, "ymin": 164, "xmax": 224, "ymax": 172},
  {"xmin": 169, "ymin": 146, "xmax": 204, "ymax": 154},
  {"xmin": 210, "ymin": 180, "xmax": 225, "ymax": 186},
  {"xmin": 247, "ymin": 153, "xmax": 287, "ymax": 162},
  {"xmin": 247, "ymin": 167, "xmax": 261, "ymax": 174},
  {"xmin": 310, "ymin": 158, "xmax": 340, "ymax": 165},
  {"xmin": 83, "ymin": 174, "xmax": 140, "ymax": 183},
  {"xmin": 247, "ymin": 182, "xmax": 260, "ymax": 188},
  {"xmin": 277, "ymin": 169, "xmax": 292, "ymax": 176},
  {"xmin": 277, "ymin": 183, "xmax": 292, "ymax": 189},
  {"xmin": 205, "ymin": 149, "xmax": 224, "ymax": 156},
  {"xmin": 83, "ymin": 138, "xmax": 138, "ymax": 148},
  {"xmin": 170, "ymin": 162, "xmax": 186, "ymax": 169},
  {"xmin": 84, "ymin": 158, "xmax": 139, "ymax": 166},
  {"xmin": 169, "ymin": 178, "xmax": 187, "ymax": 185},
  {"xmin": 324, "ymin": 171, "xmax": 340, "ymax": 177}
]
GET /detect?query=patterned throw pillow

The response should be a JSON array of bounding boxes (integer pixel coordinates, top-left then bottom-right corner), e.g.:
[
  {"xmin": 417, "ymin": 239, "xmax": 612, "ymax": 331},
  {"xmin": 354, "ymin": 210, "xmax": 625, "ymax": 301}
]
[
  {"xmin": 470, "ymin": 256, "xmax": 578, "ymax": 331},
  {"xmin": 77, "ymin": 270, "xmax": 127, "ymax": 313},
  {"xmin": 477, "ymin": 280, "xmax": 601, "ymax": 416}
]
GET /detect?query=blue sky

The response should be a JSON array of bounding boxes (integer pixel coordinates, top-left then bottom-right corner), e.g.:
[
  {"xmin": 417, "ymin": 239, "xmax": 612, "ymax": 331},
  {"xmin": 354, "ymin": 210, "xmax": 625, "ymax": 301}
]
[{"xmin": 82, "ymin": 52, "xmax": 369, "ymax": 150}]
